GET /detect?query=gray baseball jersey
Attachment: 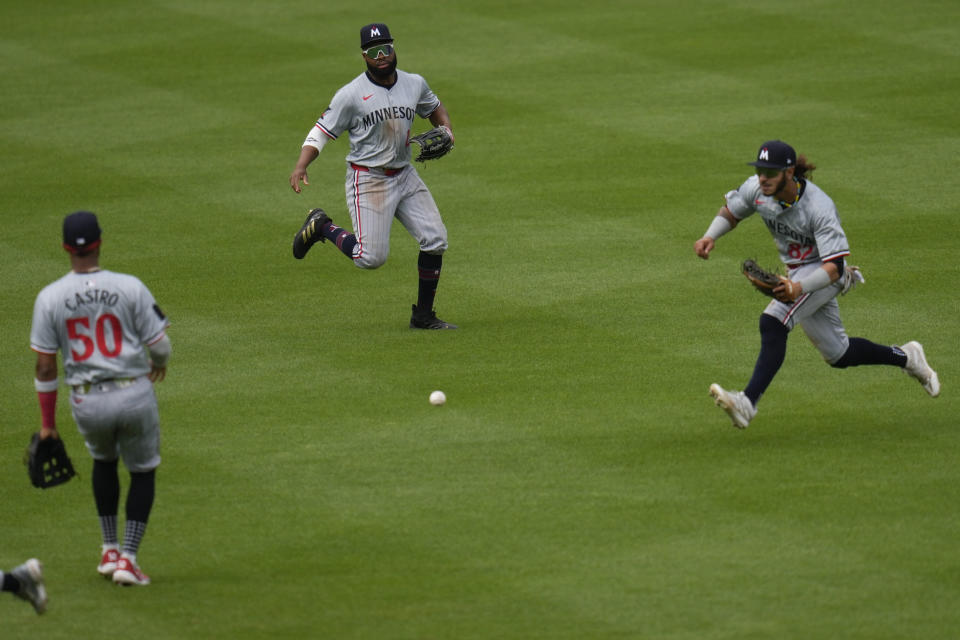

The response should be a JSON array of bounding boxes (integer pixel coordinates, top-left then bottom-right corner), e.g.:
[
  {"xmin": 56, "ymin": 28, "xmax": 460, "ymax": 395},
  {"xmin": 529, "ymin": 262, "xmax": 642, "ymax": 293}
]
[
  {"xmin": 725, "ymin": 176, "xmax": 850, "ymax": 267},
  {"xmin": 31, "ymin": 270, "xmax": 169, "ymax": 386},
  {"xmin": 300, "ymin": 69, "xmax": 448, "ymax": 269},
  {"xmin": 726, "ymin": 177, "xmax": 853, "ymax": 363},
  {"xmin": 304, "ymin": 70, "xmax": 440, "ymax": 168}
]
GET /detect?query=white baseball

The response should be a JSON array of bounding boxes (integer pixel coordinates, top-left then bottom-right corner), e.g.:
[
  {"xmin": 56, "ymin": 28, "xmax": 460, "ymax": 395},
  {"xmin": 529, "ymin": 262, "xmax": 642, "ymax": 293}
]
[{"xmin": 429, "ymin": 390, "xmax": 446, "ymax": 406}]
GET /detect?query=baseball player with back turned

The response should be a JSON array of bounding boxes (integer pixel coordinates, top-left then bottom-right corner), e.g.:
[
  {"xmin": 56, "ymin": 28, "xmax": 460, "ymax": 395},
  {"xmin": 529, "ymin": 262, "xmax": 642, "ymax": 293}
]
[
  {"xmin": 30, "ymin": 211, "xmax": 171, "ymax": 585},
  {"xmin": 694, "ymin": 141, "xmax": 940, "ymax": 429},
  {"xmin": 289, "ymin": 22, "xmax": 457, "ymax": 329}
]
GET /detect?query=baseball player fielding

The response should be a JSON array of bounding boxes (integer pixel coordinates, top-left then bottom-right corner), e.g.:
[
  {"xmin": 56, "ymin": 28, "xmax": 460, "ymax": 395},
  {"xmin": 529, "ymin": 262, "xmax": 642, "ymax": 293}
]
[
  {"xmin": 288, "ymin": 22, "xmax": 457, "ymax": 330},
  {"xmin": 694, "ymin": 140, "xmax": 940, "ymax": 429}
]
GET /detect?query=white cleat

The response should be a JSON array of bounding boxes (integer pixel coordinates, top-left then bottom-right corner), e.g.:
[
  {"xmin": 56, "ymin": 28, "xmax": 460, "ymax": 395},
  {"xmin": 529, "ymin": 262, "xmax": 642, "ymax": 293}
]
[
  {"xmin": 900, "ymin": 341, "xmax": 940, "ymax": 398},
  {"xmin": 11, "ymin": 558, "xmax": 47, "ymax": 614},
  {"xmin": 710, "ymin": 383, "xmax": 757, "ymax": 429}
]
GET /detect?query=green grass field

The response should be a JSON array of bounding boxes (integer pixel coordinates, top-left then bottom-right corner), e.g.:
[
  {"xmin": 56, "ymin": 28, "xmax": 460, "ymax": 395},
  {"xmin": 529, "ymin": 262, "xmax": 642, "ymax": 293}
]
[{"xmin": 2, "ymin": 1, "xmax": 958, "ymax": 637}]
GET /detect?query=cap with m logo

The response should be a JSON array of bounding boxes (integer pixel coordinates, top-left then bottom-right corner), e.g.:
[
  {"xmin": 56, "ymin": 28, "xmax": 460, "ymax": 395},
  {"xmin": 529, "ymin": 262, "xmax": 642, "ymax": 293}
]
[
  {"xmin": 360, "ymin": 23, "xmax": 392, "ymax": 49},
  {"xmin": 748, "ymin": 140, "xmax": 796, "ymax": 170}
]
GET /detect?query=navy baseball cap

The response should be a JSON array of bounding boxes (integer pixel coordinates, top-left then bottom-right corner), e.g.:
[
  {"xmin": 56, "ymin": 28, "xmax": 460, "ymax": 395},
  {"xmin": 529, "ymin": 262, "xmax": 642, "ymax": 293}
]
[
  {"xmin": 63, "ymin": 210, "xmax": 101, "ymax": 253},
  {"xmin": 360, "ymin": 23, "xmax": 392, "ymax": 48},
  {"xmin": 748, "ymin": 140, "xmax": 796, "ymax": 170}
]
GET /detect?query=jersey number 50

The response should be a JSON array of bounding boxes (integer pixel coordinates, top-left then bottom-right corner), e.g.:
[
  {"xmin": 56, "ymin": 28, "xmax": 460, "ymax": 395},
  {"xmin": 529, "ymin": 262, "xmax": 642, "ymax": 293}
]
[{"xmin": 67, "ymin": 314, "xmax": 123, "ymax": 361}]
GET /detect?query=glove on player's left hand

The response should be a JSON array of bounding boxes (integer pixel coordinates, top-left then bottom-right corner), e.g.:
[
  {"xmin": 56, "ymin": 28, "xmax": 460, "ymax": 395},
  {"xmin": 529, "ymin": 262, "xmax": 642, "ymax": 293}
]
[
  {"xmin": 742, "ymin": 259, "xmax": 801, "ymax": 303},
  {"xmin": 24, "ymin": 432, "xmax": 77, "ymax": 488},
  {"xmin": 411, "ymin": 126, "xmax": 454, "ymax": 162}
]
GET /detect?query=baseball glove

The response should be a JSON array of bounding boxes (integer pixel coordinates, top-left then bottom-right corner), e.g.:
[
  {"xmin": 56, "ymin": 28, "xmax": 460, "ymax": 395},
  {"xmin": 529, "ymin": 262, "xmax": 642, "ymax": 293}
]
[
  {"xmin": 24, "ymin": 433, "xmax": 77, "ymax": 489},
  {"xmin": 410, "ymin": 126, "xmax": 454, "ymax": 162},
  {"xmin": 742, "ymin": 259, "xmax": 786, "ymax": 299}
]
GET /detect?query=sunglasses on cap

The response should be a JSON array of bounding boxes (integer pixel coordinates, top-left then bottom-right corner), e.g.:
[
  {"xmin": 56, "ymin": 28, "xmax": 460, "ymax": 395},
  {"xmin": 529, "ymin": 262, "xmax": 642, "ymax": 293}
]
[
  {"xmin": 755, "ymin": 167, "xmax": 783, "ymax": 178},
  {"xmin": 362, "ymin": 43, "xmax": 394, "ymax": 59}
]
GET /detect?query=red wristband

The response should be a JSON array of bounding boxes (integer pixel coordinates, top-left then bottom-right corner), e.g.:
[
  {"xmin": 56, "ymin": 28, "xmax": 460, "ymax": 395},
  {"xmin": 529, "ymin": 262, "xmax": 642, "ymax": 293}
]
[{"xmin": 38, "ymin": 390, "xmax": 57, "ymax": 429}]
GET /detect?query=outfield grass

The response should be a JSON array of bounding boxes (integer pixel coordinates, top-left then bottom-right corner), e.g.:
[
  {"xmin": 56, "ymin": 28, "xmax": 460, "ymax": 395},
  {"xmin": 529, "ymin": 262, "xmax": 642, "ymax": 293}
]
[{"xmin": 2, "ymin": 1, "xmax": 958, "ymax": 638}]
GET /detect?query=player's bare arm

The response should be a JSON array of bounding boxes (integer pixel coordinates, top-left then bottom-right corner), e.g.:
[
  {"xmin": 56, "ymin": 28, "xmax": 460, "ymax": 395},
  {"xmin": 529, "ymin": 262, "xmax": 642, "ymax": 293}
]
[
  {"xmin": 147, "ymin": 334, "xmax": 171, "ymax": 383},
  {"xmin": 35, "ymin": 352, "xmax": 57, "ymax": 382},
  {"xmin": 694, "ymin": 206, "xmax": 738, "ymax": 259},
  {"xmin": 290, "ymin": 146, "xmax": 320, "ymax": 193},
  {"xmin": 428, "ymin": 104, "xmax": 454, "ymax": 142}
]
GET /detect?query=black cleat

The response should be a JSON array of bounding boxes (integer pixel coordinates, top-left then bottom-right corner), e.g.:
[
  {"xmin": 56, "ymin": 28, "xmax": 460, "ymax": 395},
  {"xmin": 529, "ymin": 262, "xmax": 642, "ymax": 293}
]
[
  {"xmin": 292, "ymin": 208, "xmax": 331, "ymax": 259},
  {"xmin": 410, "ymin": 304, "xmax": 458, "ymax": 330}
]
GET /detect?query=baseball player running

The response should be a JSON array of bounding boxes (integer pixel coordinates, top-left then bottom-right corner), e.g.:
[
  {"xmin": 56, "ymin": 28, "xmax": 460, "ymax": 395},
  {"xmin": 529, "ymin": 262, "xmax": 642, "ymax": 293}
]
[
  {"xmin": 30, "ymin": 211, "xmax": 171, "ymax": 585},
  {"xmin": 289, "ymin": 22, "xmax": 457, "ymax": 329},
  {"xmin": 694, "ymin": 141, "xmax": 940, "ymax": 429},
  {"xmin": 1, "ymin": 559, "xmax": 47, "ymax": 614}
]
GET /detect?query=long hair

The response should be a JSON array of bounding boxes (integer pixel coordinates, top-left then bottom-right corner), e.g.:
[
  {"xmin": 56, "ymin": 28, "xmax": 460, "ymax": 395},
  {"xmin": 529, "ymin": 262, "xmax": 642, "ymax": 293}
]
[{"xmin": 795, "ymin": 154, "xmax": 816, "ymax": 180}]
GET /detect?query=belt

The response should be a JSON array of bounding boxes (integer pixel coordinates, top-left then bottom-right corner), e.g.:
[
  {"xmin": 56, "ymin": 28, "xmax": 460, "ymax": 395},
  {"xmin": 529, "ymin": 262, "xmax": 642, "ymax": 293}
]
[
  {"xmin": 350, "ymin": 163, "xmax": 405, "ymax": 177},
  {"xmin": 72, "ymin": 377, "xmax": 138, "ymax": 394}
]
